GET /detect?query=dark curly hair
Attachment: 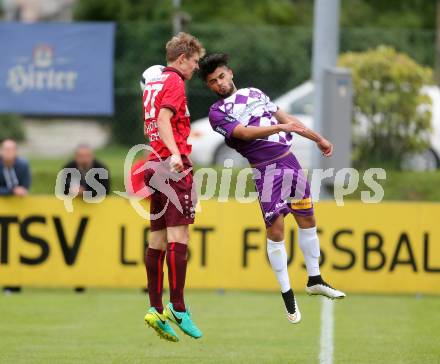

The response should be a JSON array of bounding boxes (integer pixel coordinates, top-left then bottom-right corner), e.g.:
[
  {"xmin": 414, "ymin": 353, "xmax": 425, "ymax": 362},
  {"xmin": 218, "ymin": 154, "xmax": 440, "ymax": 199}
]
[{"xmin": 198, "ymin": 53, "xmax": 230, "ymax": 81}]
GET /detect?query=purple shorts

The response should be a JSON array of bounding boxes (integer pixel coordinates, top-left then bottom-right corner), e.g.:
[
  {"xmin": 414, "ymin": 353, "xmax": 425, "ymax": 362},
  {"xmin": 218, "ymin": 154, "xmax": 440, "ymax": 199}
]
[{"xmin": 252, "ymin": 153, "xmax": 313, "ymax": 227}]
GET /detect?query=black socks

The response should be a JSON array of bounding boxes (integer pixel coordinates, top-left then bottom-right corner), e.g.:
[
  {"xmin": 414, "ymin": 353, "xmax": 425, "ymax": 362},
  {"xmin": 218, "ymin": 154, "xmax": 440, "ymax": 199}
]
[
  {"xmin": 281, "ymin": 289, "xmax": 296, "ymax": 314},
  {"xmin": 307, "ymin": 274, "xmax": 324, "ymax": 287}
]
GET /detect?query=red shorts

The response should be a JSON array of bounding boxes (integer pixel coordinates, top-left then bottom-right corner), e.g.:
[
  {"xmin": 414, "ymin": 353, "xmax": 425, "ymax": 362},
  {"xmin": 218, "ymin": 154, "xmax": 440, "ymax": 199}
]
[{"xmin": 144, "ymin": 155, "xmax": 196, "ymax": 232}]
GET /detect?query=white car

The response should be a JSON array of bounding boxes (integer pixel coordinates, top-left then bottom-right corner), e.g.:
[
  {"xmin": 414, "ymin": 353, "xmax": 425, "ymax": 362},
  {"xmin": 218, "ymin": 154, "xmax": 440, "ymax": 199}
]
[
  {"xmin": 188, "ymin": 82, "xmax": 440, "ymax": 170},
  {"xmin": 403, "ymin": 85, "xmax": 440, "ymax": 171}
]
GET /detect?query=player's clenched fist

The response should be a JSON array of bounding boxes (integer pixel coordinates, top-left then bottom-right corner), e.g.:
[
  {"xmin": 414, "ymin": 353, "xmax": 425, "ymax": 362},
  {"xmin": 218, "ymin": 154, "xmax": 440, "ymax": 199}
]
[
  {"xmin": 170, "ymin": 153, "xmax": 184, "ymax": 172},
  {"xmin": 317, "ymin": 138, "xmax": 333, "ymax": 157}
]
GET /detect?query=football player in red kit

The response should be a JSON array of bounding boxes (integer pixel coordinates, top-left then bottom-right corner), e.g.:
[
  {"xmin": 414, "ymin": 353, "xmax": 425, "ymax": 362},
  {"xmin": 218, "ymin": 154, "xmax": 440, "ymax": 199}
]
[{"xmin": 142, "ymin": 33, "xmax": 205, "ymax": 342}]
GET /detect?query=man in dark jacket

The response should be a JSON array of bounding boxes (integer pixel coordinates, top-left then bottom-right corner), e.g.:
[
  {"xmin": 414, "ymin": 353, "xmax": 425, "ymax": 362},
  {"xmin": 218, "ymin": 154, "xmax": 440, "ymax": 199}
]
[
  {"xmin": 62, "ymin": 144, "xmax": 110, "ymax": 197},
  {"xmin": 0, "ymin": 139, "xmax": 31, "ymax": 196}
]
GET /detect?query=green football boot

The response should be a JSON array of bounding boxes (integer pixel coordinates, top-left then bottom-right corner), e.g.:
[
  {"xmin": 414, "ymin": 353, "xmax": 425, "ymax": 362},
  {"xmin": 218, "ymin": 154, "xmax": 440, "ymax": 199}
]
[
  {"xmin": 144, "ymin": 307, "xmax": 179, "ymax": 342},
  {"xmin": 164, "ymin": 303, "xmax": 203, "ymax": 339}
]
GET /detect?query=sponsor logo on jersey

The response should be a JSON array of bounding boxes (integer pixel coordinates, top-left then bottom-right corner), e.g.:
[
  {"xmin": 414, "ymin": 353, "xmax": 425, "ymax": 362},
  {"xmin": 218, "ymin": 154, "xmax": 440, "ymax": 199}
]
[
  {"xmin": 235, "ymin": 100, "xmax": 266, "ymax": 121},
  {"xmin": 215, "ymin": 126, "xmax": 228, "ymax": 136}
]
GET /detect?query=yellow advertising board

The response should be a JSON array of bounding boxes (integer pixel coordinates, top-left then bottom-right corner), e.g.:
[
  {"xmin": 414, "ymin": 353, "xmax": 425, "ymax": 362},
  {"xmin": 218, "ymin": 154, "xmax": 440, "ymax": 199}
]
[{"xmin": 0, "ymin": 196, "xmax": 439, "ymax": 294}]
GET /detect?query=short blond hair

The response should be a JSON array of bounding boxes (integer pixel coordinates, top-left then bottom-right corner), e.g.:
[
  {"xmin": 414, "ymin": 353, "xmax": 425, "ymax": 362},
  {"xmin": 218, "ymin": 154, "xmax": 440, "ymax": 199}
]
[{"xmin": 166, "ymin": 32, "xmax": 205, "ymax": 63}]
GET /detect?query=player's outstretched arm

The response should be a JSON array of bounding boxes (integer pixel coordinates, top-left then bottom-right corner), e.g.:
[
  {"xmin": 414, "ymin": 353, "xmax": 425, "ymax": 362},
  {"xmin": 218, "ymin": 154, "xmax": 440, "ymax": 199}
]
[
  {"xmin": 157, "ymin": 108, "xmax": 184, "ymax": 171},
  {"xmin": 231, "ymin": 123, "xmax": 296, "ymax": 141},
  {"xmin": 274, "ymin": 109, "xmax": 333, "ymax": 157}
]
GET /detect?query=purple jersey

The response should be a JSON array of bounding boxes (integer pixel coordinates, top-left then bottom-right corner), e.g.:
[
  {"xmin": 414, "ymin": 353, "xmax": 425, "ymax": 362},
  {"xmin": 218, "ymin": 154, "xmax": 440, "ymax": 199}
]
[{"xmin": 208, "ymin": 87, "xmax": 292, "ymax": 165}]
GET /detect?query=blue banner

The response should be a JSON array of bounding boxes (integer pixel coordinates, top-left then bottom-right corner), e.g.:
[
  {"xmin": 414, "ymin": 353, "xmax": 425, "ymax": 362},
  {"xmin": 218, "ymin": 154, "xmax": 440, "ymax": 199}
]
[{"xmin": 0, "ymin": 22, "xmax": 115, "ymax": 115}]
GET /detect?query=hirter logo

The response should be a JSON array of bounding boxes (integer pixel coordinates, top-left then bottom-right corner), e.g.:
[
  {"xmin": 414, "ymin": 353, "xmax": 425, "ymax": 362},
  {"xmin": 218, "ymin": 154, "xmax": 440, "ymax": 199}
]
[
  {"xmin": 7, "ymin": 43, "xmax": 78, "ymax": 94},
  {"xmin": 33, "ymin": 44, "xmax": 53, "ymax": 68}
]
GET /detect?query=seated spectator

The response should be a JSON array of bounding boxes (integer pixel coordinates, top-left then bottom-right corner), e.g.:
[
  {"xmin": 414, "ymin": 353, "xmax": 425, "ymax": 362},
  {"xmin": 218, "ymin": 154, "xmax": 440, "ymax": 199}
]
[
  {"xmin": 62, "ymin": 144, "xmax": 110, "ymax": 197},
  {"xmin": 0, "ymin": 139, "xmax": 31, "ymax": 196}
]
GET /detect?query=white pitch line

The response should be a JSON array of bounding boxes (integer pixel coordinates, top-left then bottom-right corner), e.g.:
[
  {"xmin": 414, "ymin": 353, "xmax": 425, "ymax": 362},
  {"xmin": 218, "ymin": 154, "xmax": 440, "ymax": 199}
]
[{"xmin": 319, "ymin": 298, "xmax": 335, "ymax": 364}]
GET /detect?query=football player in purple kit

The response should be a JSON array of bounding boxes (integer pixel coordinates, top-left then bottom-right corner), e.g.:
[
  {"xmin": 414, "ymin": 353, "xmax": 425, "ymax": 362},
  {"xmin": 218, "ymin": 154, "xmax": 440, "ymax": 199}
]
[{"xmin": 199, "ymin": 53, "xmax": 345, "ymax": 324}]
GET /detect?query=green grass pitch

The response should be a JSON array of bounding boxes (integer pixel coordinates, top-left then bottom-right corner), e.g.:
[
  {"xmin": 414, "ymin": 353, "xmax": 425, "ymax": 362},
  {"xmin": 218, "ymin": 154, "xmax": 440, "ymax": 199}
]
[{"xmin": 0, "ymin": 289, "xmax": 439, "ymax": 363}]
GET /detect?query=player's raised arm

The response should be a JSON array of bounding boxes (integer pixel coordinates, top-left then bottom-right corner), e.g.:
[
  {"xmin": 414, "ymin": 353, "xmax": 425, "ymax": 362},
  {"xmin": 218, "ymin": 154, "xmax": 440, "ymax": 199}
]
[
  {"xmin": 274, "ymin": 109, "xmax": 334, "ymax": 157},
  {"xmin": 231, "ymin": 123, "xmax": 297, "ymax": 141}
]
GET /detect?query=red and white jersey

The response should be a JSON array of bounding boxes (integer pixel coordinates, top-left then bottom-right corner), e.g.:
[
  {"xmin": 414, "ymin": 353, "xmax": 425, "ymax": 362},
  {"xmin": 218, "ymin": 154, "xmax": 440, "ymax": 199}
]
[{"xmin": 143, "ymin": 67, "xmax": 192, "ymax": 160}]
